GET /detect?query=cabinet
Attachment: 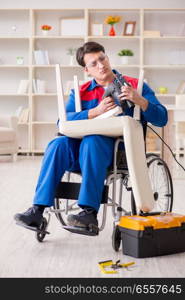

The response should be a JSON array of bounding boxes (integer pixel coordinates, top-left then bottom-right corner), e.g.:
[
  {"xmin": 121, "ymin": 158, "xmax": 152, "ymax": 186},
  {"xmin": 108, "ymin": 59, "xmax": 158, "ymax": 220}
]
[{"xmin": 0, "ymin": 8, "xmax": 184, "ymax": 154}]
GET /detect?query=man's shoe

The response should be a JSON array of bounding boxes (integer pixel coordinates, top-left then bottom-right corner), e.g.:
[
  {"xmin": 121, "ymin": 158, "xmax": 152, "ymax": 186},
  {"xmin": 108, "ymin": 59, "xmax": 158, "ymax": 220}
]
[
  {"xmin": 14, "ymin": 206, "xmax": 43, "ymax": 227},
  {"xmin": 67, "ymin": 208, "xmax": 98, "ymax": 228}
]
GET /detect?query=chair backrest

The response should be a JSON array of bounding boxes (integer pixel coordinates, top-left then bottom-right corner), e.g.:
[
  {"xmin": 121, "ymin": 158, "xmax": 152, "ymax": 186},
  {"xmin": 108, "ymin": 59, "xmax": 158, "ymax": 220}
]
[
  {"xmin": 73, "ymin": 75, "xmax": 82, "ymax": 112},
  {"xmin": 56, "ymin": 64, "xmax": 144, "ymax": 121},
  {"xmin": 56, "ymin": 64, "xmax": 82, "ymax": 128},
  {"xmin": 134, "ymin": 68, "xmax": 144, "ymax": 121},
  {"xmin": 56, "ymin": 64, "xmax": 67, "ymax": 125}
]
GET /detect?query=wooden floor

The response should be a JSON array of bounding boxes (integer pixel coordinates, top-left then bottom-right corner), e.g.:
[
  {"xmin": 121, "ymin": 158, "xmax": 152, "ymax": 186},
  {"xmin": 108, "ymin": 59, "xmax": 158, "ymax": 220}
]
[{"xmin": 0, "ymin": 155, "xmax": 185, "ymax": 278}]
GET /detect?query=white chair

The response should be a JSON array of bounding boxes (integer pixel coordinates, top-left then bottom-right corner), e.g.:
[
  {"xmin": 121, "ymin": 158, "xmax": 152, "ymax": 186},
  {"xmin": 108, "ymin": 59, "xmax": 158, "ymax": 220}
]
[{"xmin": 0, "ymin": 114, "xmax": 19, "ymax": 161}]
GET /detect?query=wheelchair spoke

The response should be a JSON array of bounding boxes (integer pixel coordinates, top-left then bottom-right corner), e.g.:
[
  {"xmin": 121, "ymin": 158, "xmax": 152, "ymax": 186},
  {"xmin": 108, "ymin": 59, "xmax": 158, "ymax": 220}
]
[
  {"xmin": 53, "ymin": 198, "xmax": 81, "ymax": 226},
  {"xmin": 147, "ymin": 156, "xmax": 173, "ymax": 213}
]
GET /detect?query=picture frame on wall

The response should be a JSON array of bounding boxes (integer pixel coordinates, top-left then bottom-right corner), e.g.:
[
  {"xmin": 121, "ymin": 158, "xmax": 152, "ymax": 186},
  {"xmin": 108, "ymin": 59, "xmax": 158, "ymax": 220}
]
[
  {"xmin": 91, "ymin": 23, "xmax": 103, "ymax": 36},
  {"xmin": 123, "ymin": 21, "xmax": 136, "ymax": 36},
  {"xmin": 60, "ymin": 18, "xmax": 86, "ymax": 36}
]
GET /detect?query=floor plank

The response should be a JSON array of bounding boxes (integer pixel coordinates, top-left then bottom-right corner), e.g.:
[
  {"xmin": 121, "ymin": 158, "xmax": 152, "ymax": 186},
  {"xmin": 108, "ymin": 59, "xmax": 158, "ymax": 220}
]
[{"xmin": 0, "ymin": 155, "xmax": 185, "ymax": 278}]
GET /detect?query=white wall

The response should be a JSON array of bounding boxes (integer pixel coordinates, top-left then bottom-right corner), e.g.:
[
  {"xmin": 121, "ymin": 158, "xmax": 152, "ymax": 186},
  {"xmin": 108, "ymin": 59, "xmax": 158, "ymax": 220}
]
[{"xmin": 0, "ymin": 0, "xmax": 185, "ymax": 9}]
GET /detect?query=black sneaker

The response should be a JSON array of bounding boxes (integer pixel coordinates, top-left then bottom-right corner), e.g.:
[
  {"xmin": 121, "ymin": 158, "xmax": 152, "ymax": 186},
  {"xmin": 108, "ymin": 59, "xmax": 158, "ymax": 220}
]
[
  {"xmin": 67, "ymin": 208, "xmax": 98, "ymax": 228},
  {"xmin": 14, "ymin": 206, "xmax": 43, "ymax": 227}
]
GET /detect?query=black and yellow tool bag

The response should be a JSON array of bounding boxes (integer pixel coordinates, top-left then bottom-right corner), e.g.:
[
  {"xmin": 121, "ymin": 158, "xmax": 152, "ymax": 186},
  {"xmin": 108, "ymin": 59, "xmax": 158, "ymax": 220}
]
[{"xmin": 118, "ymin": 213, "xmax": 185, "ymax": 258}]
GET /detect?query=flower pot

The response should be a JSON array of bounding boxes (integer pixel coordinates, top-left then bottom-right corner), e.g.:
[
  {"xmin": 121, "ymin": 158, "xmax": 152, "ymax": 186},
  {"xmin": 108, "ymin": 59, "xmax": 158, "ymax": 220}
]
[
  {"xmin": 16, "ymin": 56, "xmax": 24, "ymax": 65},
  {"xmin": 120, "ymin": 56, "xmax": 129, "ymax": 64},
  {"xmin": 109, "ymin": 25, "xmax": 116, "ymax": 36},
  {"xmin": 42, "ymin": 30, "xmax": 49, "ymax": 36},
  {"xmin": 69, "ymin": 55, "xmax": 75, "ymax": 66}
]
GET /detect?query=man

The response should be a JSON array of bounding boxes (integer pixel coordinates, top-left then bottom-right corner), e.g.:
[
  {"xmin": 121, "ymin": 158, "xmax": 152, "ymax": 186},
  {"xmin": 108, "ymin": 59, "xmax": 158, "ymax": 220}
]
[{"xmin": 14, "ymin": 42, "xmax": 168, "ymax": 231}]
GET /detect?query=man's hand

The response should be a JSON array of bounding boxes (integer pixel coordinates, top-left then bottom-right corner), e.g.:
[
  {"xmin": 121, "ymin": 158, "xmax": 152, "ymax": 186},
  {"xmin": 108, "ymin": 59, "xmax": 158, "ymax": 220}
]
[
  {"xmin": 88, "ymin": 96, "xmax": 117, "ymax": 119},
  {"xmin": 118, "ymin": 85, "xmax": 148, "ymax": 111}
]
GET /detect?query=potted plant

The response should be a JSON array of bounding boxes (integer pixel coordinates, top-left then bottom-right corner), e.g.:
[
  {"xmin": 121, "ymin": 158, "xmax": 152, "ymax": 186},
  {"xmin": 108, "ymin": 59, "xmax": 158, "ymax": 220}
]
[
  {"xmin": 104, "ymin": 16, "xmax": 121, "ymax": 36},
  {"xmin": 66, "ymin": 48, "xmax": 77, "ymax": 65},
  {"xmin": 41, "ymin": 24, "xmax": 52, "ymax": 36},
  {"xmin": 118, "ymin": 49, "xmax": 134, "ymax": 64}
]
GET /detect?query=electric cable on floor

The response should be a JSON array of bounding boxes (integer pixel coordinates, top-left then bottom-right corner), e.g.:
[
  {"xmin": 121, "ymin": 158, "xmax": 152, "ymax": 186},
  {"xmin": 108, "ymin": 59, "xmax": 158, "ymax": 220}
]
[{"xmin": 147, "ymin": 124, "xmax": 185, "ymax": 172}]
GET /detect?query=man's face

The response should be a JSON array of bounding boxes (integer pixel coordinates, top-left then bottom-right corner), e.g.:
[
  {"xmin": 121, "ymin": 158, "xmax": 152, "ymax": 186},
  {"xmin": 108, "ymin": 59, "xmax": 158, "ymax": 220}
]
[{"xmin": 83, "ymin": 51, "xmax": 112, "ymax": 82}]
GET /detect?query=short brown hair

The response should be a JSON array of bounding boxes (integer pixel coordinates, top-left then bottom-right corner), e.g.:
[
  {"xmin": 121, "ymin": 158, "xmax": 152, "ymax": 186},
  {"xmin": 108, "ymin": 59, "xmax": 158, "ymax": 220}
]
[{"xmin": 76, "ymin": 42, "xmax": 105, "ymax": 67}]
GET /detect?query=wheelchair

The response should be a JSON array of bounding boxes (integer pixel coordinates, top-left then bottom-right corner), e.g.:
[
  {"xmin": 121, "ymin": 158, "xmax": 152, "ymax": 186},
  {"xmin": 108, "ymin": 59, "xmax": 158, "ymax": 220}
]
[{"xmin": 35, "ymin": 134, "xmax": 173, "ymax": 252}]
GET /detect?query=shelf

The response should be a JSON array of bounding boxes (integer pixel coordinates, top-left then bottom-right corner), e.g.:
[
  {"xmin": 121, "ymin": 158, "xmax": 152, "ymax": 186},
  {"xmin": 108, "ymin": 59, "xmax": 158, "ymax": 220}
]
[
  {"xmin": 0, "ymin": 94, "xmax": 29, "ymax": 96},
  {"xmin": 33, "ymin": 36, "xmax": 85, "ymax": 39},
  {"xmin": 18, "ymin": 149, "xmax": 30, "ymax": 153},
  {"xmin": 0, "ymin": 36, "xmax": 30, "ymax": 39},
  {"xmin": 31, "ymin": 149, "xmax": 44, "ymax": 153},
  {"xmin": 88, "ymin": 35, "xmax": 140, "ymax": 39},
  {"xmin": 32, "ymin": 121, "xmax": 56, "ymax": 124},
  {"xmin": 32, "ymin": 93, "xmax": 57, "ymax": 96},
  {"xmin": 143, "ymin": 65, "xmax": 185, "ymax": 69},
  {"xmin": 166, "ymin": 105, "xmax": 185, "ymax": 110},
  {"xmin": 143, "ymin": 36, "xmax": 185, "ymax": 40},
  {"xmin": 0, "ymin": 65, "xmax": 29, "ymax": 68},
  {"xmin": 32, "ymin": 65, "xmax": 81, "ymax": 68},
  {"xmin": 18, "ymin": 122, "xmax": 29, "ymax": 125},
  {"xmin": 175, "ymin": 151, "xmax": 185, "ymax": 155},
  {"xmin": 112, "ymin": 64, "xmax": 140, "ymax": 68},
  {"xmin": 156, "ymin": 93, "xmax": 176, "ymax": 97},
  {"xmin": 32, "ymin": 93, "xmax": 68, "ymax": 97},
  {"xmin": 0, "ymin": 7, "xmax": 184, "ymax": 154}
]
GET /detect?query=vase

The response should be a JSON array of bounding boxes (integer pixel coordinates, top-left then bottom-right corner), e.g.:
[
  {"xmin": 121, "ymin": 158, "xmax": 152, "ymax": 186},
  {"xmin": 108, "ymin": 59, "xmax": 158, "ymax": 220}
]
[
  {"xmin": 120, "ymin": 56, "xmax": 129, "ymax": 65},
  {"xmin": 16, "ymin": 56, "xmax": 24, "ymax": 65},
  {"xmin": 42, "ymin": 30, "xmax": 49, "ymax": 36},
  {"xmin": 109, "ymin": 25, "xmax": 116, "ymax": 36}
]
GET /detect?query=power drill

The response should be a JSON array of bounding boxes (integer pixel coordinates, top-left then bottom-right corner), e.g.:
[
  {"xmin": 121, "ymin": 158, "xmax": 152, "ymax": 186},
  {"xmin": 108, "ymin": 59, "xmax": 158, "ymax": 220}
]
[{"xmin": 102, "ymin": 73, "xmax": 135, "ymax": 112}]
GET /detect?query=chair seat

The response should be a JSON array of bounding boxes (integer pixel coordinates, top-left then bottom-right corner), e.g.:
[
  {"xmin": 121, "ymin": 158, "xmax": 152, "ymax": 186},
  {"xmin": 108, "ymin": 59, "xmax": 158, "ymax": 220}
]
[{"xmin": 0, "ymin": 127, "xmax": 16, "ymax": 142}]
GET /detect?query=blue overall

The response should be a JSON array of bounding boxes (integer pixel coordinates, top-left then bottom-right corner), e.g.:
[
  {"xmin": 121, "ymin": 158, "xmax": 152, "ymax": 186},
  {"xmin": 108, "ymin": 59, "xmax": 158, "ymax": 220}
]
[
  {"xmin": 33, "ymin": 135, "xmax": 114, "ymax": 211},
  {"xmin": 33, "ymin": 70, "xmax": 168, "ymax": 212}
]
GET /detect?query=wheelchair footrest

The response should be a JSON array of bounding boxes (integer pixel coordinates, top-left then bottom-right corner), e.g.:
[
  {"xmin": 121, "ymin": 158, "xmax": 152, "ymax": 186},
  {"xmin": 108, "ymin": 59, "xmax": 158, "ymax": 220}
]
[
  {"xmin": 63, "ymin": 224, "xmax": 99, "ymax": 236},
  {"xmin": 16, "ymin": 222, "xmax": 50, "ymax": 235}
]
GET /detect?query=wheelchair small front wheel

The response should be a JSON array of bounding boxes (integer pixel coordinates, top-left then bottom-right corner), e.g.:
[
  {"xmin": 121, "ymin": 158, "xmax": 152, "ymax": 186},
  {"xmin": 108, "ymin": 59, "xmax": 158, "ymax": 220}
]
[
  {"xmin": 36, "ymin": 217, "xmax": 48, "ymax": 242},
  {"xmin": 112, "ymin": 225, "xmax": 121, "ymax": 252},
  {"xmin": 54, "ymin": 198, "xmax": 80, "ymax": 226}
]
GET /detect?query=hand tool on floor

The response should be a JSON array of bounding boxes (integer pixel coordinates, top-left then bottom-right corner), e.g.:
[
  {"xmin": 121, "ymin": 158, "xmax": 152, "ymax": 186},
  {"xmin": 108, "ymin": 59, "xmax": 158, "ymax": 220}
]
[{"xmin": 98, "ymin": 259, "xmax": 135, "ymax": 274}]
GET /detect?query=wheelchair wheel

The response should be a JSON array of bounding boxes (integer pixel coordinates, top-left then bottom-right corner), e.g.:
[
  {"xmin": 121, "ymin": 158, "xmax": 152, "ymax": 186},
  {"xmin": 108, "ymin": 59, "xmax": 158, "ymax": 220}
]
[
  {"xmin": 146, "ymin": 152, "xmax": 159, "ymax": 162},
  {"xmin": 54, "ymin": 198, "xmax": 80, "ymax": 226},
  {"xmin": 130, "ymin": 156, "xmax": 173, "ymax": 214},
  {"xmin": 112, "ymin": 225, "xmax": 121, "ymax": 252},
  {"xmin": 36, "ymin": 217, "xmax": 48, "ymax": 242},
  {"xmin": 147, "ymin": 157, "xmax": 173, "ymax": 212}
]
